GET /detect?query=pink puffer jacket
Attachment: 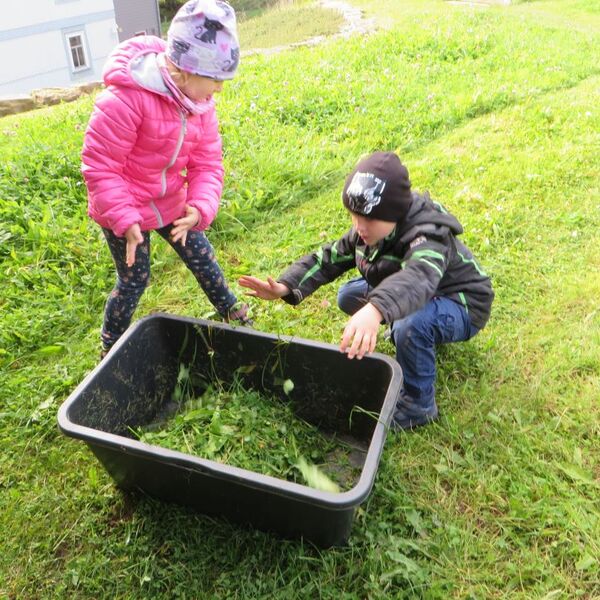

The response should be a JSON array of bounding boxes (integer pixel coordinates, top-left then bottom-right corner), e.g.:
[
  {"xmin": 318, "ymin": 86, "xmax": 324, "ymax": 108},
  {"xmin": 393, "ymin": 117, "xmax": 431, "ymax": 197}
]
[{"xmin": 82, "ymin": 36, "xmax": 223, "ymax": 237}]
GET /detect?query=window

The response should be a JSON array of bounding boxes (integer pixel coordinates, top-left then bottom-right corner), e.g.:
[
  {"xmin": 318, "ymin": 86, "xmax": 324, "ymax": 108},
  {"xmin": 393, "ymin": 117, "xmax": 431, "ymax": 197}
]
[{"xmin": 66, "ymin": 32, "xmax": 88, "ymax": 71}]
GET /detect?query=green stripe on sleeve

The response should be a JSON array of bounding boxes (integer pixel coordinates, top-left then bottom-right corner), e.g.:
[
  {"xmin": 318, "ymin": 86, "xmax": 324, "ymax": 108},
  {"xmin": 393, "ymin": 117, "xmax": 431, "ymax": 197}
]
[
  {"xmin": 331, "ymin": 241, "xmax": 354, "ymax": 264},
  {"xmin": 418, "ymin": 258, "xmax": 444, "ymax": 278},
  {"xmin": 411, "ymin": 249, "xmax": 445, "ymax": 262},
  {"xmin": 299, "ymin": 248, "xmax": 324, "ymax": 286},
  {"xmin": 457, "ymin": 250, "xmax": 488, "ymax": 277},
  {"xmin": 381, "ymin": 254, "xmax": 404, "ymax": 264}
]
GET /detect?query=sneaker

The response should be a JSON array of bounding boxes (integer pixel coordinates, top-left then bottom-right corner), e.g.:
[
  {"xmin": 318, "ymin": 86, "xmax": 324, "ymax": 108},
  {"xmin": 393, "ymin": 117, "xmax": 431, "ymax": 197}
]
[
  {"xmin": 391, "ymin": 395, "xmax": 438, "ymax": 431},
  {"xmin": 224, "ymin": 302, "xmax": 253, "ymax": 327}
]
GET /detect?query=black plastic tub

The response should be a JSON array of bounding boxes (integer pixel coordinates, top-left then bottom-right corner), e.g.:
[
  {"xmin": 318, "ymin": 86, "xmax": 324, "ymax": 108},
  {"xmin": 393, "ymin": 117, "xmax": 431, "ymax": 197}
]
[{"xmin": 57, "ymin": 313, "xmax": 402, "ymax": 547}]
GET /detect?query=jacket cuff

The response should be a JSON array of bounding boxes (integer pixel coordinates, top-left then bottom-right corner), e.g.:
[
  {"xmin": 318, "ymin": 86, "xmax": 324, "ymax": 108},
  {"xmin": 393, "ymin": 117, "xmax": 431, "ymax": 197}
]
[
  {"xmin": 191, "ymin": 202, "xmax": 215, "ymax": 231},
  {"xmin": 278, "ymin": 279, "xmax": 303, "ymax": 305},
  {"xmin": 367, "ymin": 297, "xmax": 393, "ymax": 324},
  {"xmin": 112, "ymin": 215, "xmax": 141, "ymax": 238}
]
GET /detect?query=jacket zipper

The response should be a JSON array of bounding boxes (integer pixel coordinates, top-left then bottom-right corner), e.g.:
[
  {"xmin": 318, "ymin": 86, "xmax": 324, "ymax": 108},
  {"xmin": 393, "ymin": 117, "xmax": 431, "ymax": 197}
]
[{"xmin": 150, "ymin": 109, "xmax": 188, "ymax": 228}]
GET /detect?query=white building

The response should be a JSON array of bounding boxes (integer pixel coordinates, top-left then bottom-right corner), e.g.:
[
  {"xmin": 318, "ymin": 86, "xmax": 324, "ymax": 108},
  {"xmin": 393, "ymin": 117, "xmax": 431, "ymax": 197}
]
[{"xmin": 0, "ymin": 0, "xmax": 161, "ymax": 98}]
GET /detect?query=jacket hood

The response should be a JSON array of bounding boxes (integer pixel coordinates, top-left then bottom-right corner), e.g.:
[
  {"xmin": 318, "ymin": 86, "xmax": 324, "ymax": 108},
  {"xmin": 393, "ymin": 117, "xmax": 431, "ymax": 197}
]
[
  {"xmin": 397, "ymin": 191, "xmax": 463, "ymax": 244},
  {"xmin": 102, "ymin": 36, "xmax": 169, "ymax": 95}
]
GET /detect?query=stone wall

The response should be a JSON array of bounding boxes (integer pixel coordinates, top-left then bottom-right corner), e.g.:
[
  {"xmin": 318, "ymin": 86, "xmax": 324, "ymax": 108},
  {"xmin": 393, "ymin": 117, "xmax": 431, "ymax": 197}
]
[{"xmin": 0, "ymin": 81, "xmax": 104, "ymax": 118}]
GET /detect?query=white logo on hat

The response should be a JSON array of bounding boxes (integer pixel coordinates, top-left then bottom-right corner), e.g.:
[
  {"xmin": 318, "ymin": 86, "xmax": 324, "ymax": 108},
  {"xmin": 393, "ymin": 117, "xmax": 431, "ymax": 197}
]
[{"xmin": 346, "ymin": 171, "xmax": 386, "ymax": 215}]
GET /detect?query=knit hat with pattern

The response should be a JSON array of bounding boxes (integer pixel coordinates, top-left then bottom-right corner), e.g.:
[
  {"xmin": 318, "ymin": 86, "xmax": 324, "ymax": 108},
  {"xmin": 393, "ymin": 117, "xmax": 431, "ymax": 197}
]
[
  {"xmin": 166, "ymin": 0, "xmax": 240, "ymax": 80},
  {"xmin": 342, "ymin": 152, "xmax": 412, "ymax": 222}
]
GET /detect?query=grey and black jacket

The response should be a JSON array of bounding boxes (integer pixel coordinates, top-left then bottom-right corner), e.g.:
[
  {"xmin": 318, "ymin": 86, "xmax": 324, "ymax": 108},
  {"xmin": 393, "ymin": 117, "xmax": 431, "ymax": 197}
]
[{"xmin": 278, "ymin": 192, "xmax": 494, "ymax": 329}]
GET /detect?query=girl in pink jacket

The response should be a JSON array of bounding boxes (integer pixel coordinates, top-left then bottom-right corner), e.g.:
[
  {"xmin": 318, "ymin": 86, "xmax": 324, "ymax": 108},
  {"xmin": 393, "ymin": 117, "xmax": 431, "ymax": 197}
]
[{"xmin": 82, "ymin": 0, "xmax": 249, "ymax": 358}]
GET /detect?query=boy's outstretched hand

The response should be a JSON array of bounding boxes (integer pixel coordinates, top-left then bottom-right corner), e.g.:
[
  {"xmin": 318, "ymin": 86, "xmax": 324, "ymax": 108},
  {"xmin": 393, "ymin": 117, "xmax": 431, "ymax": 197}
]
[
  {"xmin": 340, "ymin": 302, "xmax": 383, "ymax": 360},
  {"xmin": 238, "ymin": 276, "xmax": 289, "ymax": 300}
]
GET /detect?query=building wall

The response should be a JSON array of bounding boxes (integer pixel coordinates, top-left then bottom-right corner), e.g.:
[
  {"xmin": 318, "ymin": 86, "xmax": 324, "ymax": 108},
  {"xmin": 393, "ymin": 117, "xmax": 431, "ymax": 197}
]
[
  {"xmin": 0, "ymin": 0, "xmax": 118, "ymax": 97},
  {"xmin": 3, "ymin": 0, "xmax": 113, "ymax": 29}
]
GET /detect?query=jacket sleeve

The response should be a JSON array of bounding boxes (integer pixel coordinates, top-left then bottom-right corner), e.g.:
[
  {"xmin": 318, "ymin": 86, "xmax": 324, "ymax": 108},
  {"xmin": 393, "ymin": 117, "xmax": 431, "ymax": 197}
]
[
  {"xmin": 186, "ymin": 107, "xmax": 224, "ymax": 231},
  {"xmin": 368, "ymin": 235, "xmax": 450, "ymax": 323},
  {"xmin": 278, "ymin": 230, "xmax": 357, "ymax": 305},
  {"xmin": 81, "ymin": 87, "xmax": 144, "ymax": 237}
]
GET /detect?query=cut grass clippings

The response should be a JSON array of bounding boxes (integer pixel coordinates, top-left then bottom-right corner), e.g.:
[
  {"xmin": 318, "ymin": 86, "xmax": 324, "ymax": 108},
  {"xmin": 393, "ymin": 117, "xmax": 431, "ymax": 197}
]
[{"xmin": 130, "ymin": 371, "xmax": 353, "ymax": 492}]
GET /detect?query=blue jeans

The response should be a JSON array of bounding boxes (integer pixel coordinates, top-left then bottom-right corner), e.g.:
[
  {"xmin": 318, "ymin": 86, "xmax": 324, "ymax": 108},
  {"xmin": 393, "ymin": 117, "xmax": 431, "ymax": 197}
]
[
  {"xmin": 337, "ymin": 277, "xmax": 479, "ymax": 414},
  {"xmin": 101, "ymin": 225, "xmax": 238, "ymax": 350}
]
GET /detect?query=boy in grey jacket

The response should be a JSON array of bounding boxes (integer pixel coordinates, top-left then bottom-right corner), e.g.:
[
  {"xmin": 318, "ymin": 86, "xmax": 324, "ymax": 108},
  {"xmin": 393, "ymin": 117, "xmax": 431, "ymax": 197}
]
[{"xmin": 239, "ymin": 152, "xmax": 494, "ymax": 430}]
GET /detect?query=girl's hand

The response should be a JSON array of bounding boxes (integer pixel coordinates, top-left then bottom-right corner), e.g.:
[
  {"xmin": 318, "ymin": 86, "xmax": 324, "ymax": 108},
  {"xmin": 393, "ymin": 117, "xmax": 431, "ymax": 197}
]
[
  {"xmin": 125, "ymin": 223, "xmax": 143, "ymax": 267},
  {"xmin": 238, "ymin": 275, "xmax": 289, "ymax": 301},
  {"xmin": 340, "ymin": 302, "xmax": 383, "ymax": 360},
  {"xmin": 171, "ymin": 205, "xmax": 200, "ymax": 246}
]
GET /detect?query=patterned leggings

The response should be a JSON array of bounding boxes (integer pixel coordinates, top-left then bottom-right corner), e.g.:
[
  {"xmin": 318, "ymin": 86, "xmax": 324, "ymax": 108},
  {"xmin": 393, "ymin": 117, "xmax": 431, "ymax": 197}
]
[{"xmin": 101, "ymin": 225, "xmax": 238, "ymax": 351}]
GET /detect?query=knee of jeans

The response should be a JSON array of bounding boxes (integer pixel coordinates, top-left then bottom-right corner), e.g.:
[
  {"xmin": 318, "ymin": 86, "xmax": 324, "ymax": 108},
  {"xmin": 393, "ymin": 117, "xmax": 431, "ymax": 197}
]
[
  {"xmin": 390, "ymin": 320, "xmax": 410, "ymax": 348},
  {"xmin": 391, "ymin": 317, "xmax": 432, "ymax": 349},
  {"xmin": 337, "ymin": 290, "xmax": 355, "ymax": 315}
]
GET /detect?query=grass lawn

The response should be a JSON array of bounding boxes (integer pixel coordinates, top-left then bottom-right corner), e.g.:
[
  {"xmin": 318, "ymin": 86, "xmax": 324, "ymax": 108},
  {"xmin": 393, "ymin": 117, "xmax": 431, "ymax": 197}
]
[
  {"xmin": 1, "ymin": 0, "xmax": 599, "ymax": 598},
  {"xmin": 161, "ymin": 0, "xmax": 343, "ymax": 47},
  {"xmin": 238, "ymin": 0, "xmax": 344, "ymax": 49}
]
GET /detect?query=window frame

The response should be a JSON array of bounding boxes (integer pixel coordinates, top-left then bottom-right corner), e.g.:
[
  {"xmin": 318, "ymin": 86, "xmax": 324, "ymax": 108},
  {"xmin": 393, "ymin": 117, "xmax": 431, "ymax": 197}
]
[{"xmin": 65, "ymin": 31, "xmax": 89, "ymax": 72}]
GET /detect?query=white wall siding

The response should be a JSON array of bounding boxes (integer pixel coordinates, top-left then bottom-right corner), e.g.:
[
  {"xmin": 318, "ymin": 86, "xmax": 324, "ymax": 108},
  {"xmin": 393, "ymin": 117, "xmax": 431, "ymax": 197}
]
[
  {"xmin": 3, "ymin": 0, "xmax": 115, "ymax": 30},
  {"xmin": 0, "ymin": 1, "xmax": 117, "ymax": 97}
]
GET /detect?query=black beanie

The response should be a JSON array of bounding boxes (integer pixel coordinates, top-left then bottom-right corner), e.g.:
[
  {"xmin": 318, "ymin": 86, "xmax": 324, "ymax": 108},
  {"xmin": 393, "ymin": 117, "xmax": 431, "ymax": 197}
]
[{"xmin": 342, "ymin": 152, "xmax": 412, "ymax": 222}]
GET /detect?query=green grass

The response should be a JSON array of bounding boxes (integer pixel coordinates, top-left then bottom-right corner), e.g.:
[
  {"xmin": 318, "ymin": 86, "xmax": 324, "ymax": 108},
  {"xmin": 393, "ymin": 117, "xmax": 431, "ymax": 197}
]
[
  {"xmin": 238, "ymin": 1, "xmax": 344, "ymax": 49},
  {"xmin": 1, "ymin": 0, "xmax": 599, "ymax": 597},
  {"xmin": 161, "ymin": 0, "xmax": 343, "ymax": 49}
]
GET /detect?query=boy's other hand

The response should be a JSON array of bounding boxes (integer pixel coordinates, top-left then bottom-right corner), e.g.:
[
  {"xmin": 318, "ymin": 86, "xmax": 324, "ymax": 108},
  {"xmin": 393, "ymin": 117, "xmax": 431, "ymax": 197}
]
[
  {"xmin": 238, "ymin": 275, "xmax": 289, "ymax": 300},
  {"xmin": 171, "ymin": 205, "xmax": 200, "ymax": 246},
  {"xmin": 125, "ymin": 223, "xmax": 143, "ymax": 267},
  {"xmin": 340, "ymin": 303, "xmax": 383, "ymax": 360}
]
